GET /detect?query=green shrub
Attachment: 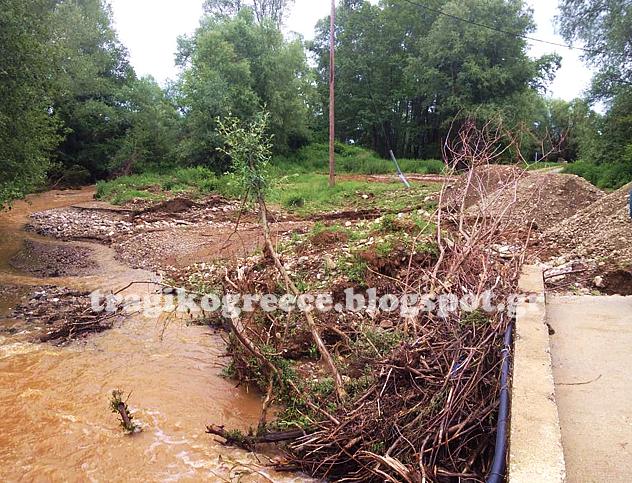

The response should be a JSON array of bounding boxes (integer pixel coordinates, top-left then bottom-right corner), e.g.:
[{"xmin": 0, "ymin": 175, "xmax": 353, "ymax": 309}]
[{"xmin": 565, "ymin": 159, "xmax": 632, "ymax": 190}]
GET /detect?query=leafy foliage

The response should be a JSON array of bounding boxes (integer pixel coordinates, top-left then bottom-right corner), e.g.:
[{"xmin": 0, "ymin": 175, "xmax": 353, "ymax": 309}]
[
  {"xmin": 310, "ymin": 0, "xmax": 560, "ymax": 159},
  {"xmin": 558, "ymin": 0, "xmax": 632, "ymax": 188},
  {"xmin": 217, "ymin": 112, "xmax": 273, "ymax": 199},
  {"xmin": 0, "ymin": 0, "xmax": 63, "ymax": 206},
  {"xmin": 559, "ymin": 0, "xmax": 632, "ymax": 98},
  {"xmin": 176, "ymin": 9, "xmax": 311, "ymax": 171},
  {"xmin": 203, "ymin": 0, "xmax": 295, "ymax": 26}
]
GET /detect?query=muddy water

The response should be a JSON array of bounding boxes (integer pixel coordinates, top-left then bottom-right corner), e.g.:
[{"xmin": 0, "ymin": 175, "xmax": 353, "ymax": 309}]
[{"xmin": 0, "ymin": 189, "xmax": 296, "ymax": 482}]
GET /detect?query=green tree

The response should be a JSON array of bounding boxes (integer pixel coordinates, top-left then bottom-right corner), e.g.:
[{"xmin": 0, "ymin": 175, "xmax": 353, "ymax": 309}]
[
  {"xmin": 52, "ymin": 0, "xmax": 137, "ymax": 180},
  {"xmin": 203, "ymin": 0, "xmax": 295, "ymax": 26},
  {"xmin": 529, "ymin": 98, "xmax": 594, "ymax": 162},
  {"xmin": 559, "ymin": 0, "xmax": 632, "ymax": 98},
  {"xmin": 558, "ymin": 0, "xmax": 632, "ymax": 187},
  {"xmin": 311, "ymin": 0, "xmax": 560, "ymax": 159},
  {"xmin": 176, "ymin": 9, "xmax": 311, "ymax": 170},
  {"xmin": 109, "ymin": 77, "xmax": 181, "ymax": 175},
  {"xmin": 0, "ymin": 0, "xmax": 63, "ymax": 205}
]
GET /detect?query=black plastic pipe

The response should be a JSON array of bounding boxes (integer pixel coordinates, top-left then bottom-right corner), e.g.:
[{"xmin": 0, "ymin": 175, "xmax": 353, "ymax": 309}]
[{"xmin": 486, "ymin": 320, "xmax": 514, "ymax": 483}]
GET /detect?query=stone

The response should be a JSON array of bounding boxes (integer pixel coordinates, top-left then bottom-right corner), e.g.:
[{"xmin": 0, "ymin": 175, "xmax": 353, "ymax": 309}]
[{"xmin": 548, "ymin": 275, "xmax": 566, "ymax": 283}]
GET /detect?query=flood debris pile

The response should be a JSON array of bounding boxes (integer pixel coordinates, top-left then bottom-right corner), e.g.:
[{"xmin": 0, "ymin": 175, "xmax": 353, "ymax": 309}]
[
  {"xmin": 442, "ymin": 165, "xmax": 526, "ymax": 211},
  {"xmin": 10, "ymin": 240, "xmax": 98, "ymax": 277},
  {"xmin": 27, "ymin": 207, "xmax": 134, "ymax": 242},
  {"xmin": 7, "ymin": 286, "xmax": 123, "ymax": 344},
  {"xmin": 189, "ymin": 187, "xmax": 530, "ymax": 482},
  {"xmin": 194, "ymin": 120, "xmax": 538, "ymax": 482},
  {"xmin": 468, "ymin": 173, "xmax": 604, "ymax": 230},
  {"xmin": 543, "ymin": 182, "xmax": 632, "ymax": 294},
  {"xmin": 26, "ymin": 196, "xmax": 242, "ymax": 245},
  {"xmin": 195, "ymin": 206, "xmax": 524, "ymax": 481}
]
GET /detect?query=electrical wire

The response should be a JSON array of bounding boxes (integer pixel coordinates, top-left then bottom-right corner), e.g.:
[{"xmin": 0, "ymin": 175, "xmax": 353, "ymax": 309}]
[{"xmin": 399, "ymin": 0, "xmax": 600, "ymax": 54}]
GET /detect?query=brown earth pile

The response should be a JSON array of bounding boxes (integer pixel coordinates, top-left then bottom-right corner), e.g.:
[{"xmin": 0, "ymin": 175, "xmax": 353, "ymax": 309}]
[
  {"xmin": 442, "ymin": 165, "xmax": 526, "ymax": 210},
  {"xmin": 468, "ymin": 173, "xmax": 604, "ymax": 230},
  {"xmin": 545, "ymin": 182, "xmax": 632, "ymax": 265}
]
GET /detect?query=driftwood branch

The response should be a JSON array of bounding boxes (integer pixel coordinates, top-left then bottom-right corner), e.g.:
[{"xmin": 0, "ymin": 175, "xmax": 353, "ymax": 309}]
[{"xmin": 206, "ymin": 425, "xmax": 308, "ymax": 451}]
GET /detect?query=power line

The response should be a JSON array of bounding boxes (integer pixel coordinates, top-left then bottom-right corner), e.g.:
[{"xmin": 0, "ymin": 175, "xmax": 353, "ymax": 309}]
[{"xmin": 400, "ymin": 0, "xmax": 599, "ymax": 54}]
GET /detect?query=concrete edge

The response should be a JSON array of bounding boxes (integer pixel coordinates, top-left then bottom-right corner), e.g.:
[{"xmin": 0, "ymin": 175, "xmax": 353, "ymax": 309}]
[{"xmin": 508, "ymin": 265, "xmax": 566, "ymax": 483}]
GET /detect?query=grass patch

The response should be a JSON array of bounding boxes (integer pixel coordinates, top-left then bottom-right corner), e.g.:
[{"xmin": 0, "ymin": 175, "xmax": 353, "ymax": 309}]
[
  {"xmin": 267, "ymin": 173, "xmax": 439, "ymax": 214},
  {"xmin": 95, "ymin": 166, "xmax": 238, "ymax": 204},
  {"xmin": 96, "ymin": 149, "xmax": 442, "ymax": 213},
  {"xmin": 337, "ymin": 254, "xmax": 369, "ymax": 285},
  {"xmin": 521, "ymin": 161, "xmax": 562, "ymax": 171},
  {"xmin": 271, "ymin": 142, "xmax": 444, "ymax": 176}
]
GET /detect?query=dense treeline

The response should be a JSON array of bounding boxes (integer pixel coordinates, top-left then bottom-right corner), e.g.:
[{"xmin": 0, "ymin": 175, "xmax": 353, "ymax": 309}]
[
  {"xmin": 311, "ymin": 0, "xmax": 561, "ymax": 159},
  {"xmin": 1, "ymin": 0, "xmax": 630, "ymax": 206},
  {"xmin": 0, "ymin": 0, "xmax": 181, "ymax": 203}
]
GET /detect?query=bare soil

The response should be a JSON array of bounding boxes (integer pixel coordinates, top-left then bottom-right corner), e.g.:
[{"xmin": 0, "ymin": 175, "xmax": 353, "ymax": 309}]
[
  {"xmin": 545, "ymin": 182, "xmax": 632, "ymax": 263},
  {"xmin": 468, "ymin": 172, "xmax": 604, "ymax": 230},
  {"xmin": 114, "ymin": 221, "xmax": 309, "ymax": 274},
  {"xmin": 542, "ymin": 182, "xmax": 632, "ymax": 295}
]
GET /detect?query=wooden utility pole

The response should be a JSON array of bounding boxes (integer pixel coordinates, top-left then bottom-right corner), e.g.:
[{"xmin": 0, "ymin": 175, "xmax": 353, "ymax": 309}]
[{"xmin": 328, "ymin": 0, "xmax": 336, "ymax": 187}]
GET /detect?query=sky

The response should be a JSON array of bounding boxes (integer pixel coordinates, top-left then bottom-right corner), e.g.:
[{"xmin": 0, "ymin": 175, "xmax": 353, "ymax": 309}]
[{"xmin": 109, "ymin": 0, "xmax": 595, "ymax": 101}]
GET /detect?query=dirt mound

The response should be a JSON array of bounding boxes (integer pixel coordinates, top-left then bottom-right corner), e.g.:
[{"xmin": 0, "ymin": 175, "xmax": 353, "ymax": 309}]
[
  {"xmin": 10, "ymin": 240, "xmax": 97, "ymax": 277},
  {"xmin": 545, "ymin": 182, "xmax": 632, "ymax": 265},
  {"xmin": 442, "ymin": 165, "xmax": 526, "ymax": 210},
  {"xmin": 469, "ymin": 173, "xmax": 604, "ymax": 230},
  {"xmin": 139, "ymin": 197, "xmax": 197, "ymax": 215}
]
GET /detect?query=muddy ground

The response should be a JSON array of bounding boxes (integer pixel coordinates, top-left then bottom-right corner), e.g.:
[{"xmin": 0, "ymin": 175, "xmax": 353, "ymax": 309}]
[
  {"xmin": 3, "ymin": 169, "xmax": 632, "ymax": 481},
  {"xmin": 10, "ymin": 239, "xmax": 97, "ymax": 277},
  {"xmin": 20, "ymin": 171, "xmax": 632, "ymax": 298}
]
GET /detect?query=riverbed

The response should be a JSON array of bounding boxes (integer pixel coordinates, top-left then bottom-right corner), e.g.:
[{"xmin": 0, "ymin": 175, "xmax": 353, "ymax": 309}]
[{"xmin": 0, "ymin": 188, "xmax": 298, "ymax": 482}]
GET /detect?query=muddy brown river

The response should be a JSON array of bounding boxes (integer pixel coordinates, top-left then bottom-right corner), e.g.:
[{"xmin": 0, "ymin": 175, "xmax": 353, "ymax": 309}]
[{"xmin": 0, "ymin": 189, "xmax": 301, "ymax": 482}]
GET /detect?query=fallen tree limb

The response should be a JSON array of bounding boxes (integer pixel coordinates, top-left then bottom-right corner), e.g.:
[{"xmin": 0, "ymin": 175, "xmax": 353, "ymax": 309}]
[{"xmin": 206, "ymin": 425, "xmax": 309, "ymax": 451}]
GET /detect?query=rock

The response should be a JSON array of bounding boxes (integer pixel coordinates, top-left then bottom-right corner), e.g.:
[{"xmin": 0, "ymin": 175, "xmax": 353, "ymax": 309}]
[
  {"xmin": 593, "ymin": 276, "xmax": 605, "ymax": 288},
  {"xmin": 324, "ymin": 256, "xmax": 336, "ymax": 271},
  {"xmin": 548, "ymin": 275, "xmax": 566, "ymax": 283}
]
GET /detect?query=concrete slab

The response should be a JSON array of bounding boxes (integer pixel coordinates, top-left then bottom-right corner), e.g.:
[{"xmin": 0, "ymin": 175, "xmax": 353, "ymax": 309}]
[
  {"xmin": 509, "ymin": 266, "xmax": 566, "ymax": 483},
  {"xmin": 548, "ymin": 295, "xmax": 632, "ymax": 483}
]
